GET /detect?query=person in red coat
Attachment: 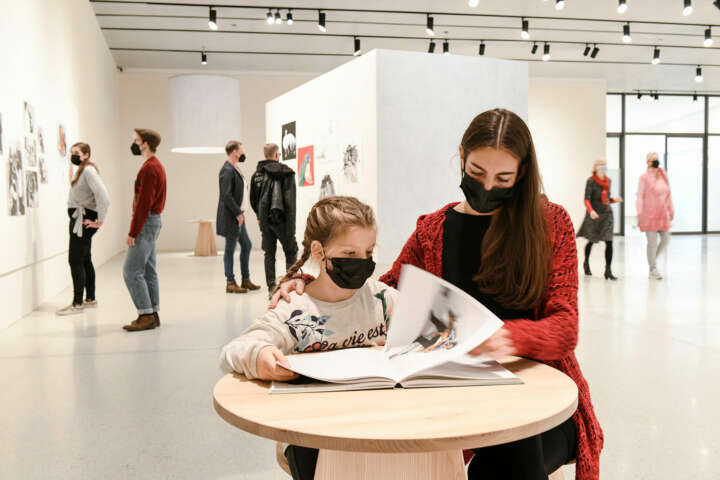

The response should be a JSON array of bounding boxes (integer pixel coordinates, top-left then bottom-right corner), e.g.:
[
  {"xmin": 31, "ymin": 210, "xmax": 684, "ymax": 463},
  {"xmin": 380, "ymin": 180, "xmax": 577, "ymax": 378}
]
[{"xmin": 272, "ymin": 109, "xmax": 603, "ymax": 480}]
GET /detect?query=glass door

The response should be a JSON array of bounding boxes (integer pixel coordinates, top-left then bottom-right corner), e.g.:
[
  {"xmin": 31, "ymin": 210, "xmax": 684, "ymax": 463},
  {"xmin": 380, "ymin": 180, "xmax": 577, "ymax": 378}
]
[{"xmin": 666, "ymin": 136, "xmax": 704, "ymax": 233}]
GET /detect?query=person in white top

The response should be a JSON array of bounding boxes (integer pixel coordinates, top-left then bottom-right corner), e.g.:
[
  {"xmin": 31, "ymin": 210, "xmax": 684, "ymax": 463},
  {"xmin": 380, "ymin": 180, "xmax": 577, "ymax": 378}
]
[{"xmin": 219, "ymin": 196, "xmax": 397, "ymax": 480}]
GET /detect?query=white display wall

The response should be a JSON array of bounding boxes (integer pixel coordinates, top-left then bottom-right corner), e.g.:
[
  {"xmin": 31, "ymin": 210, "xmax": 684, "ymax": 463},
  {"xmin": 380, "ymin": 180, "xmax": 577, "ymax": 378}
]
[{"xmin": 266, "ymin": 49, "xmax": 528, "ymax": 264}]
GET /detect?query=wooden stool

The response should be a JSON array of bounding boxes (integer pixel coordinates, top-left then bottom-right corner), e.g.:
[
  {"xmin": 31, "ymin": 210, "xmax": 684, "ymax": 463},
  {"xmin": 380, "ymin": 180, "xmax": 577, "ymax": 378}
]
[{"xmin": 189, "ymin": 220, "xmax": 217, "ymax": 256}]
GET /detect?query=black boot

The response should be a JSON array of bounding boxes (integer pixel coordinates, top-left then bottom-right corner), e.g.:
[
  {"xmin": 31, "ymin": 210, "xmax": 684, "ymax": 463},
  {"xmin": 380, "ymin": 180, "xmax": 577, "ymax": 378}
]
[
  {"xmin": 583, "ymin": 260, "xmax": 592, "ymax": 276},
  {"xmin": 604, "ymin": 266, "xmax": 618, "ymax": 281}
]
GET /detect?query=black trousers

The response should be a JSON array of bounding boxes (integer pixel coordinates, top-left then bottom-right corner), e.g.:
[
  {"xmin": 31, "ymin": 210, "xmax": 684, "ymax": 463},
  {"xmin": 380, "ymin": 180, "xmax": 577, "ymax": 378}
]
[
  {"xmin": 261, "ymin": 224, "xmax": 298, "ymax": 288},
  {"xmin": 285, "ymin": 417, "xmax": 577, "ymax": 480},
  {"xmin": 68, "ymin": 208, "xmax": 99, "ymax": 306}
]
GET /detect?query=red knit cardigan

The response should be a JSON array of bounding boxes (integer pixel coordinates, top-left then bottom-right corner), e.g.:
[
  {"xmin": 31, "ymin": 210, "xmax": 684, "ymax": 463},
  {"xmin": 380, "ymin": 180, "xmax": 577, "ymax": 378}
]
[{"xmin": 378, "ymin": 201, "xmax": 604, "ymax": 480}]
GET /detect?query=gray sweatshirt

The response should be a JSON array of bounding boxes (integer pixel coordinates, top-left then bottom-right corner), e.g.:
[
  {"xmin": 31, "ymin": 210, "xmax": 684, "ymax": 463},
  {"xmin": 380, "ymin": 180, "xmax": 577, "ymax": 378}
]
[{"xmin": 68, "ymin": 166, "xmax": 110, "ymax": 221}]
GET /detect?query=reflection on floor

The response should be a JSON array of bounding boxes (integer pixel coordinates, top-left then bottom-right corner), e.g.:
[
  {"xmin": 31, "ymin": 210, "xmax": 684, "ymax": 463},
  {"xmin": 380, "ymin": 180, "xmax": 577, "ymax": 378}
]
[{"xmin": 1, "ymin": 235, "xmax": 719, "ymax": 479}]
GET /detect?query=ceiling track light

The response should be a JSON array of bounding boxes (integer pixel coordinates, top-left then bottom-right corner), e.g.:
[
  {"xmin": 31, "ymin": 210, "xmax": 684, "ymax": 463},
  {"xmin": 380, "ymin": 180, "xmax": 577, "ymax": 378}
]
[
  {"xmin": 479, "ymin": 41, "xmax": 486, "ymax": 56},
  {"xmin": 286, "ymin": 10, "xmax": 293, "ymax": 25},
  {"xmin": 208, "ymin": 7, "xmax": 218, "ymax": 30},
  {"xmin": 653, "ymin": 92, "xmax": 659, "ymax": 100},
  {"xmin": 542, "ymin": 42, "xmax": 551, "ymax": 61},
  {"xmin": 266, "ymin": 8, "xmax": 273, "ymax": 25},
  {"xmin": 705, "ymin": 27, "xmax": 713, "ymax": 47},
  {"xmin": 623, "ymin": 23, "xmax": 632, "ymax": 43},
  {"xmin": 591, "ymin": 44, "xmax": 599, "ymax": 58},
  {"xmin": 353, "ymin": 37, "xmax": 361, "ymax": 56},
  {"xmin": 696, "ymin": 65, "xmax": 703, "ymax": 83},
  {"xmin": 317, "ymin": 10, "xmax": 326, "ymax": 32},
  {"xmin": 583, "ymin": 43, "xmax": 591, "ymax": 56},
  {"xmin": 201, "ymin": 50, "xmax": 207, "ymax": 65},
  {"xmin": 521, "ymin": 18, "xmax": 530, "ymax": 39},
  {"xmin": 652, "ymin": 46, "xmax": 660, "ymax": 64},
  {"xmin": 426, "ymin": 14, "xmax": 434, "ymax": 36},
  {"xmin": 637, "ymin": 92, "xmax": 642, "ymax": 99},
  {"xmin": 556, "ymin": 0, "xmax": 565, "ymax": 11},
  {"xmin": 468, "ymin": 0, "xmax": 479, "ymax": 7},
  {"xmin": 443, "ymin": 39, "xmax": 449, "ymax": 56},
  {"xmin": 693, "ymin": 92, "xmax": 698, "ymax": 101},
  {"xmin": 531, "ymin": 42, "xmax": 538, "ymax": 55},
  {"xmin": 274, "ymin": 9, "xmax": 282, "ymax": 24},
  {"xmin": 618, "ymin": 0, "xmax": 627, "ymax": 14},
  {"xmin": 428, "ymin": 40, "xmax": 436, "ymax": 53},
  {"xmin": 683, "ymin": 0, "xmax": 692, "ymax": 16}
]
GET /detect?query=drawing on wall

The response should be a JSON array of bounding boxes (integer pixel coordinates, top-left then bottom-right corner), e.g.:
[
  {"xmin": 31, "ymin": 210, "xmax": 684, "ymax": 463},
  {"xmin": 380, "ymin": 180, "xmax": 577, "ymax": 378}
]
[
  {"xmin": 57, "ymin": 124, "xmax": 67, "ymax": 157},
  {"xmin": 39, "ymin": 156, "xmax": 48, "ymax": 184},
  {"xmin": 343, "ymin": 144, "xmax": 359, "ymax": 183},
  {"xmin": 281, "ymin": 121, "xmax": 296, "ymax": 160},
  {"xmin": 37, "ymin": 126, "xmax": 45, "ymax": 154},
  {"xmin": 319, "ymin": 174, "xmax": 336, "ymax": 200},
  {"xmin": 297, "ymin": 145, "xmax": 314, "ymax": 187},
  {"xmin": 23, "ymin": 102, "xmax": 35, "ymax": 134},
  {"xmin": 24, "ymin": 136, "xmax": 37, "ymax": 167},
  {"xmin": 8, "ymin": 146, "xmax": 26, "ymax": 216},
  {"xmin": 0, "ymin": 112, "xmax": 3, "ymax": 155},
  {"xmin": 26, "ymin": 171, "xmax": 39, "ymax": 208}
]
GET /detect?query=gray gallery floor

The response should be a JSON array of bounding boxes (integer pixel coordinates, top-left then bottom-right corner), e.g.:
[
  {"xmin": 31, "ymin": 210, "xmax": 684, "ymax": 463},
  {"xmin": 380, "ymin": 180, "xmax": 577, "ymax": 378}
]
[{"xmin": 1, "ymin": 233, "xmax": 718, "ymax": 479}]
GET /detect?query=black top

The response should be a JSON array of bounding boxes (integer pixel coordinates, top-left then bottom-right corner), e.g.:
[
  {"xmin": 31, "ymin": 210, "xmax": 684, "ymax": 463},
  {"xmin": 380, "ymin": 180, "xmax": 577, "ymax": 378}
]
[
  {"xmin": 442, "ymin": 208, "xmax": 534, "ymax": 321},
  {"xmin": 216, "ymin": 161, "xmax": 245, "ymax": 237},
  {"xmin": 584, "ymin": 177, "xmax": 611, "ymax": 214}
]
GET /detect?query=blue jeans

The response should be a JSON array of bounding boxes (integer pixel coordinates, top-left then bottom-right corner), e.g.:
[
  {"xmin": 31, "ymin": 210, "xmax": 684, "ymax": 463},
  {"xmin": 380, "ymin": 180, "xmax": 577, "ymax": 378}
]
[
  {"xmin": 223, "ymin": 222, "xmax": 252, "ymax": 282},
  {"xmin": 123, "ymin": 214, "xmax": 162, "ymax": 315}
]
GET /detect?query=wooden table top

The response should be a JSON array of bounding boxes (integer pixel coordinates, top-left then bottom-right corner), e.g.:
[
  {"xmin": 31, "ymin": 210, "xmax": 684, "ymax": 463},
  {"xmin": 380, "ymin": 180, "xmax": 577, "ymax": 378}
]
[{"xmin": 213, "ymin": 356, "xmax": 578, "ymax": 453}]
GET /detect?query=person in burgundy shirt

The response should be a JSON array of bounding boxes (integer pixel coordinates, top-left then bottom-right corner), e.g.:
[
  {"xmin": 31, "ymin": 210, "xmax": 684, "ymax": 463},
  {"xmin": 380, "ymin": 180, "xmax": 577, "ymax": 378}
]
[{"xmin": 122, "ymin": 128, "xmax": 167, "ymax": 332}]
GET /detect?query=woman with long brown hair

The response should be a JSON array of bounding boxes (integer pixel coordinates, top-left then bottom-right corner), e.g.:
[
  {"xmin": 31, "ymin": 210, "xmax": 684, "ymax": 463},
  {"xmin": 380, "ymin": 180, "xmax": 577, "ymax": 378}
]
[
  {"xmin": 56, "ymin": 142, "xmax": 110, "ymax": 316},
  {"xmin": 273, "ymin": 109, "xmax": 604, "ymax": 480}
]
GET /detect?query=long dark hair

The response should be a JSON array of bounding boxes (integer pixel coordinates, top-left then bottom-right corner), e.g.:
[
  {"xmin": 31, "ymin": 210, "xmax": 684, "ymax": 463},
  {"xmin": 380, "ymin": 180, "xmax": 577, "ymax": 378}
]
[
  {"xmin": 462, "ymin": 109, "xmax": 550, "ymax": 310},
  {"xmin": 71, "ymin": 142, "xmax": 99, "ymax": 186}
]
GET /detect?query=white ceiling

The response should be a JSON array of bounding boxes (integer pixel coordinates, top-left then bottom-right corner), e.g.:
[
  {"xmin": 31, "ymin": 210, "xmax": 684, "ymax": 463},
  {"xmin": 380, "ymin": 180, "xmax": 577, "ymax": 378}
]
[{"xmin": 92, "ymin": 0, "xmax": 720, "ymax": 92}]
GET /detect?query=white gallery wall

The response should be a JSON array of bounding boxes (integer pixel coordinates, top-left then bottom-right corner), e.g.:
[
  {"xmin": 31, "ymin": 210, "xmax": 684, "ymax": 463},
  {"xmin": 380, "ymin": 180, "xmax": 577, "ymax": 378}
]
[
  {"xmin": 266, "ymin": 49, "xmax": 528, "ymax": 264},
  {"xmin": 117, "ymin": 71, "xmax": 317, "ymax": 252},
  {"xmin": 0, "ymin": 0, "xmax": 129, "ymax": 328},
  {"xmin": 528, "ymin": 78, "xmax": 608, "ymax": 228}
]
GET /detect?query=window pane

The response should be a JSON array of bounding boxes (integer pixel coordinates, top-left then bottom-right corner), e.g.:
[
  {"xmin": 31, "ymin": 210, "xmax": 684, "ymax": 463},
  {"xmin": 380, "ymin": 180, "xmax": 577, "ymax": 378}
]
[
  {"xmin": 626, "ymin": 95, "xmax": 704, "ymax": 133},
  {"xmin": 708, "ymin": 136, "xmax": 720, "ymax": 231},
  {"xmin": 710, "ymin": 97, "xmax": 720, "ymax": 134},
  {"xmin": 606, "ymin": 136, "xmax": 621, "ymax": 234},
  {"xmin": 625, "ymin": 135, "xmax": 665, "ymax": 229},
  {"xmin": 606, "ymin": 95, "xmax": 622, "ymax": 133},
  {"xmin": 666, "ymin": 137, "xmax": 703, "ymax": 233}
]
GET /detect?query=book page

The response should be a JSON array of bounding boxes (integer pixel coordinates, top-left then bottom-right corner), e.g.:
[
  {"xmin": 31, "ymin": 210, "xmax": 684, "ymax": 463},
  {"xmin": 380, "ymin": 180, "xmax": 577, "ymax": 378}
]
[{"xmin": 281, "ymin": 347, "xmax": 399, "ymax": 383}]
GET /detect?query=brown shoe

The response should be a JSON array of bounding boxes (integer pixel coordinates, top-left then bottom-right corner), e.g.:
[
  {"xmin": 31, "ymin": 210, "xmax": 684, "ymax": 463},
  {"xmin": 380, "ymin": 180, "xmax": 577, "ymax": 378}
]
[
  {"xmin": 241, "ymin": 279, "xmax": 261, "ymax": 291},
  {"xmin": 123, "ymin": 314, "xmax": 158, "ymax": 332},
  {"xmin": 226, "ymin": 281, "xmax": 248, "ymax": 294}
]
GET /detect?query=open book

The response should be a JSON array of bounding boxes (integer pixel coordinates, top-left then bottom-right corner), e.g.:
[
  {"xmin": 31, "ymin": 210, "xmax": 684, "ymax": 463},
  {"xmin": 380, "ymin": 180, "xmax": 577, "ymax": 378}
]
[{"xmin": 271, "ymin": 265, "xmax": 522, "ymax": 393}]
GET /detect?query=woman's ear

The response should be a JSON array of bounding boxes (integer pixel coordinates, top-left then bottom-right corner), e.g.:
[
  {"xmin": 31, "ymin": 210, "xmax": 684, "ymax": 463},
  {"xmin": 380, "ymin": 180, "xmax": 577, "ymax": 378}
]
[{"xmin": 310, "ymin": 240, "xmax": 324, "ymax": 263}]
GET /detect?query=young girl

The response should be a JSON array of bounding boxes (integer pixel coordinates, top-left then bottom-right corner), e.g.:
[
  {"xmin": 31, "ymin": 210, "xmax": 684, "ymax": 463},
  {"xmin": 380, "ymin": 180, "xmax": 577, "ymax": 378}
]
[{"xmin": 219, "ymin": 196, "xmax": 397, "ymax": 480}]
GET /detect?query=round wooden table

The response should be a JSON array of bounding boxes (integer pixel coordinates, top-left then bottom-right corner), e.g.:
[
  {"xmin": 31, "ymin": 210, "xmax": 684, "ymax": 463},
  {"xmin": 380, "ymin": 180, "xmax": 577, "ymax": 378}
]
[{"xmin": 213, "ymin": 357, "xmax": 578, "ymax": 480}]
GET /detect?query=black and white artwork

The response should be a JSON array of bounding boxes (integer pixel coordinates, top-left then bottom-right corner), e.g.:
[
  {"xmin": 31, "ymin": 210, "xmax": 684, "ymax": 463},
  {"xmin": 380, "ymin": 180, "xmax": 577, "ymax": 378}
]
[
  {"xmin": 39, "ymin": 156, "xmax": 48, "ymax": 184},
  {"xmin": 343, "ymin": 144, "xmax": 359, "ymax": 183},
  {"xmin": 23, "ymin": 101, "xmax": 35, "ymax": 134},
  {"xmin": 281, "ymin": 121, "xmax": 296, "ymax": 161},
  {"xmin": 37, "ymin": 126, "xmax": 45, "ymax": 154},
  {"xmin": 8, "ymin": 146, "xmax": 25, "ymax": 216},
  {"xmin": 26, "ymin": 171, "xmax": 39, "ymax": 208},
  {"xmin": 24, "ymin": 136, "xmax": 37, "ymax": 167},
  {"xmin": 319, "ymin": 174, "xmax": 336, "ymax": 200}
]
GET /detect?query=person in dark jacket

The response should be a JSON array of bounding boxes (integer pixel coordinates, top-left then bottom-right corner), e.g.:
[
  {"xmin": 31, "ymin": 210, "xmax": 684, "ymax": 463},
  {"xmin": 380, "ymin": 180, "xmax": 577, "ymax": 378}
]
[
  {"xmin": 250, "ymin": 143, "xmax": 298, "ymax": 295},
  {"xmin": 217, "ymin": 141, "xmax": 261, "ymax": 294}
]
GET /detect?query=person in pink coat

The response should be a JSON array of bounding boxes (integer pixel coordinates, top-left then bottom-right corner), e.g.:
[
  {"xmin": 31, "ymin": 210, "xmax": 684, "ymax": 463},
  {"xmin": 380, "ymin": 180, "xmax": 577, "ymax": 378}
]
[{"xmin": 637, "ymin": 152, "xmax": 674, "ymax": 280}]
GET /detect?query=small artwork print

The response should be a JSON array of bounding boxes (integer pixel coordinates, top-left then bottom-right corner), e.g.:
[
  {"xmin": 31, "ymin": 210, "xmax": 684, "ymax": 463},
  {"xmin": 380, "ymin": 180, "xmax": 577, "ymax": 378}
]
[
  {"xmin": 24, "ymin": 136, "xmax": 37, "ymax": 167},
  {"xmin": 57, "ymin": 124, "xmax": 67, "ymax": 157},
  {"xmin": 343, "ymin": 144, "xmax": 359, "ymax": 183},
  {"xmin": 0, "ymin": 112, "xmax": 4, "ymax": 154},
  {"xmin": 39, "ymin": 157, "xmax": 48, "ymax": 184},
  {"xmin": 8, "ymin": 146, "xmax": 26, "ymax": 216},
  {"xmin": 24, "ymin": 102, "xmax": 35, "ymax": 134},
  {"xmin": 37, "ymin": 126, "xmax": 45, "ymax": 154},
  {"xmin": 281, "ymin": 121, "xmax": 296, "ymax": 161},
  {"xmin": 26, "ymin": 171, "xmax": 39, "ymax": 208},
  {"xmin": 297, "ymin": 145, "xmax": 314, "ymax": 187},
  {"xmin": 319, "ymin": 174, "xmax": 336, "ymax": 200}
]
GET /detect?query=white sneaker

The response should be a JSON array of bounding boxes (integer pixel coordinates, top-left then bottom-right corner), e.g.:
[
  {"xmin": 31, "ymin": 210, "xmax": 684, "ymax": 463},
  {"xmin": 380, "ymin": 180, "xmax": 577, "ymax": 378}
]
[
  {"xmin": 83, "ymin": 299, "xmax": 98, "ymax": 308},
  {"xmin": 56, "ymin": 304, "xmax": 84, "ymax": 316},
  {"xmin": 649, "ymin": 268, "xmax": 663, "ymax": 280}
]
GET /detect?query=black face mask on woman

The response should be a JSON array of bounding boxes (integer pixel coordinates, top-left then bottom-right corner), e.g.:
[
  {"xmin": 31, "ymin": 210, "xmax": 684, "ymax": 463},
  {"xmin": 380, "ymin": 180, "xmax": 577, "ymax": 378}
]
[
  {"xmin": 460, "ymin": 171, "xmax": 515, "ymax": 214},
  {"xmin": 70, "ymin": 154, "xmax": 82, "ymax": 166},
  {"xmin": 651, "ymin": 160, "xmax": 660, "ymax": 168},
  {"xmin": 130, "ymin": 143, "xmax": 142, "ymax": 156},
  {"xmin": 324, "ymin": 251, "xmax": 376, "ymax": 289}
]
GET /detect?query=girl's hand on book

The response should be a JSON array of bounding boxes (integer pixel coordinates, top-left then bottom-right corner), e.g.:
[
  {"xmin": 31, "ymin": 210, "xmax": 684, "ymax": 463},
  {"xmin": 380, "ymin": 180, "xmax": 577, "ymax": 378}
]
[
  {"xmin": 256, "ymin": 346, "xmax": 299, "ymax": 381},
  {"xmin": 468, "ymin": 327, "xmax": 516, "ymax": 359},
  {"xmin": 268, "ymin": 278, "xmax": 306, "ymax": 309}
]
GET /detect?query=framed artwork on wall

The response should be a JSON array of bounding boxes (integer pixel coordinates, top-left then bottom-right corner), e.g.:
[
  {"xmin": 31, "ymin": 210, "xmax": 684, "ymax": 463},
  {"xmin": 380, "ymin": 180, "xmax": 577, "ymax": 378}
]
[
  {"xmin": 297, "ymin": 145, "xmax": 314, "ymax": 187},
  {"xmin": 282, "ymin": 121, "xmax": 296, "ymax": 160}
]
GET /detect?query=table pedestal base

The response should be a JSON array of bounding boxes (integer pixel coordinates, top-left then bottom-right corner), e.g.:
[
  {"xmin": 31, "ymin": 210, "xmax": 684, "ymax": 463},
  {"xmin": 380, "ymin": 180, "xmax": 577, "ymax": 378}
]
[{"xmin": 315, "ymin": 449, "xmax": 466, "ymax": 480}]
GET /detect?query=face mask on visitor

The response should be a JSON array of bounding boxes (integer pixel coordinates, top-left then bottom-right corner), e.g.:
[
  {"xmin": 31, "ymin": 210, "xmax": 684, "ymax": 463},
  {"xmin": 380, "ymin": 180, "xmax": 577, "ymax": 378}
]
[
  {"xmin": 459, "ymin": 171, "xmax": 515, "ymax": 214},
  {"xmin": 651, "ymin": 160, "xmax": 660, "ymax": 168},
  {"xmin": 71, "ymin": 154, "xmax": 82, "ymax": 166},
  {"xmin": 596, "ymin": 166, "xmax": 607, "ymax": 176},
  {"xmin": 323, "ymin": 250, "xmax": 376, "ymax": 290},
  {"xmin": 238, "ymin": 153, "xmax": 246, "ymax": 163},
  {"xmin": 130, "ymin": 143, "xmax": 142, "ymax": 156}
]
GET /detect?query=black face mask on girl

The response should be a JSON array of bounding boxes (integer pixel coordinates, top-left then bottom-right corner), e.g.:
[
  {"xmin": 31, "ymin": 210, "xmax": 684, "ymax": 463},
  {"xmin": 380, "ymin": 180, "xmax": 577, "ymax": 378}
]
[
  {"xmin": 130, "ymin": 143, "xmax": 142, "ymax": 156},
  {"xmin": 323, "ymin": 251, "xmax": 376, "ymax": 289},
  {"xmin": 460, "ymin": 171, "xmax": 515, "ymax": 214},
  {"xmin": 70, "ymin": 154, "xmax": 82, "ymax": 166}
]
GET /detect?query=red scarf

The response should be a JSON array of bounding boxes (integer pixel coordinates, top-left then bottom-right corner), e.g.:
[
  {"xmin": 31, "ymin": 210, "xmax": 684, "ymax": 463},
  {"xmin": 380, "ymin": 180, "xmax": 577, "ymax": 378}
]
[{"xmin": 592, "ymin": 174, "xmax": 610, "ymax": 204}]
